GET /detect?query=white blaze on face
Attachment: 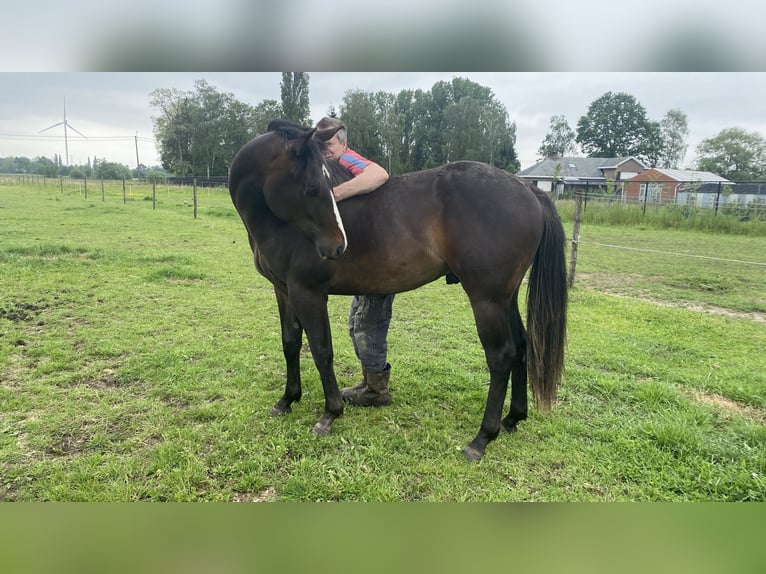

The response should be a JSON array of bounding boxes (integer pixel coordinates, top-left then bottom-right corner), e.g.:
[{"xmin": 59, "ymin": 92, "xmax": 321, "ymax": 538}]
[
  {"xmin": 331, "ymin": 193, "xmax": 348, "ymax": 251},
  {"xmin": 322, "ymin": 161, "xmax": 347, "ymax": 250}
]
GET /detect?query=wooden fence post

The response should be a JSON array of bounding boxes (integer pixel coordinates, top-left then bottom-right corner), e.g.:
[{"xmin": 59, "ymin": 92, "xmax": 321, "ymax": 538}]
[
  {"xmin": 193, "ymin": 178, "xmax": 198, "ymax": 219},
  {"xmin": 152, "ymin": 181, "xmax": 156, "ymax": 210},
  {"xmin": 123, "ymin": 179, "xmax": 126, "ymax": 204},
  {"xmin": 568, "ymin": 187, "xmax": 584, "ymax": 288}
]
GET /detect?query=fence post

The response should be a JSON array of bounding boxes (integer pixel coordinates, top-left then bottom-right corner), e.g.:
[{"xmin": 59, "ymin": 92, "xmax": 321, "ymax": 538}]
[
  {"xmin": 84, "ymin": 177, "xmax": 88, "ymax": 200},
  {"xmin": 568, "ymin": 187, "xmax": 584, "ymax": 288},
  {"xmin": 60, "ymin": 177, "xmax": 64, "ymax": 195},
  {"xmin": 715, "ymin": 181, "xmax": 721, "ymax": 215},
  {"xmin": 123, "ymin": 179, "xmax": 126, "ymax": 204},
  {"xmin": 152, "ymin": 181, "xmax": 156, "ymax": 210},
  {"xmin": 193, "ymin": 178, "xmax": 198, "ymax": 219},
  {"xmin": 101, "ymin": 179, "xmax": 105, "ymax": 202}
]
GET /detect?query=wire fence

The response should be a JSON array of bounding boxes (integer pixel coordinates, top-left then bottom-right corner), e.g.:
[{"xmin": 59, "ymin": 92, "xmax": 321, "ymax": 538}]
[
  {"xmin": 551, "ymin": 178, "xmax": 766, "ymax": 219},
  {"xmin": 0, "ymin": 174, "xmax": 230, "ymax": 218},
  {"xmin": 0, "ymin": 175, "xmax": 766, "ymax": 320}
]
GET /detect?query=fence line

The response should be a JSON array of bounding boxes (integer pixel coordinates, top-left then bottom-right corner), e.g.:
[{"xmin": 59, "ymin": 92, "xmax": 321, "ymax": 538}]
[{"xmin": 578, "ymin": 241, "xmax": 766, "ymax": 267}]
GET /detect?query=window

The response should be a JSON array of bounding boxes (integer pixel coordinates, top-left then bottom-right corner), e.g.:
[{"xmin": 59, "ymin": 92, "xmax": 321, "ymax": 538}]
[{"xmin": 639, "ymin": 182, "xmax": 662, "ymax": 203}]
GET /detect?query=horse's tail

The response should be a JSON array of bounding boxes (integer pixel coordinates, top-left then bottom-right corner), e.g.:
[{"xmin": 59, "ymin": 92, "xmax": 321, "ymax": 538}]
[{"xmin": 526, "ymin": 188, "xmax": 568, "ymax": 411}]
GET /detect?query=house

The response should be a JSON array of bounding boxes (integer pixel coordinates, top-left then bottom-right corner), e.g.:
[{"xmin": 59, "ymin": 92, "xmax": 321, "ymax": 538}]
[
  {"xmin": 623, "ymin": 168, "xmax": 730, "ymax": 205},
  {"xmin": 676, "ymin": 181, "xmax": 766, "ymax": 209},
  {"xmin": 517, "ymin": 156, "xmax": 648, "ymax": 194}
]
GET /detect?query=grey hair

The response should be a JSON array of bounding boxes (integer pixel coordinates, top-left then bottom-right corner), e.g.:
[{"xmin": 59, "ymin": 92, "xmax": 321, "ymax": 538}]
[{"xmin": 316, "ymin": 116, "xmax": 348, "ymax": 146}]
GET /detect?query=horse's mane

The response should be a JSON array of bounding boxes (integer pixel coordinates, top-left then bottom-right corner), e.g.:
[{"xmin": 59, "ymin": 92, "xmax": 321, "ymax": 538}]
[
  {"xmin": 267, "ymin": 118, "xmax": 310, "ymax": 139},
  {"xmin": 327, "ymin": 159, "xmax": 354, "ymax": 187}
]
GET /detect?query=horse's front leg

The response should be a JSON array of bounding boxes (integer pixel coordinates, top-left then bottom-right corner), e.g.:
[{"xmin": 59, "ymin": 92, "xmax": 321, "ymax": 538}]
[
  {"xmin": 272, "ymin": 288, "xmax": 303, "ymax": 416},
  {"xmin": 289, "ymin": 285, "xmax": 343, "ymax": 436}
]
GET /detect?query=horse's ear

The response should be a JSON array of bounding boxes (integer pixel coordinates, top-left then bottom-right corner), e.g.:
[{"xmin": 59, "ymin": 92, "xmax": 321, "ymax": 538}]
[
  {"xmin": 314, "ymin": 125, "xmax": 343, "ymax": 143},
  {"xmin": 295, "ymin": 128, "xmax": 317, "ymax": 156}
]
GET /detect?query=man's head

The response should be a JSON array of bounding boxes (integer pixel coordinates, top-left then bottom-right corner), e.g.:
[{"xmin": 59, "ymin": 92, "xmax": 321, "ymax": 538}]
[{"xmin": 316, "ymin": 117, "xmax": 348, "ymax": 160}]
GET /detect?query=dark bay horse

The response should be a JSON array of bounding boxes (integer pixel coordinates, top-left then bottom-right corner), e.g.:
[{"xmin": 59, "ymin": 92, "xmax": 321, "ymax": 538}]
[{"xmin": 228, "ymin": 119, "xmax": 567, "ymax": 461}]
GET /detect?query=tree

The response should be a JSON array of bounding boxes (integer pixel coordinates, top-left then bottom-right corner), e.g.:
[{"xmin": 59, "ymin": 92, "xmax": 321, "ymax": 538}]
[
  {"xmin": 339, "ymin": 90, "xmax": 384, "ymax": 164},
  {"xmin": 538, "ymin": 115, "xmax": 578, "ymax": 158},
  {"xmin": 280, "ymin": 72, "xmax": 311, "ymax": 125},
  {"xmin": 695, "ymin": 127, "xmax": 766, "ymax": 180},
  {"xmin": 576, "ymin": 91, "xmax": 658, "ymax": 161},
  {"xmin": 252, "ymin": 99, "xmax": 283, "ymax": 135},
  {"xmin": 313, "ymin": 77, "xmax": 519, "ymax": 174},
  {"xmin": 150, "ymin": 80, "xmax": 259, "ymax": 177},
  {"xmin": 93, "ymin": 159, "xmax": 131, "ymax": 180},
  {"xmin": 150, "ymin": 87, "xmax": 195, "ymax": 176},
  {"xmin": 408, "ymin": 77, "xmax": 518, "ymax": 171},
  {"xmin": 658, "ymin": 109, "xmax": 689, "ymax": 168}
]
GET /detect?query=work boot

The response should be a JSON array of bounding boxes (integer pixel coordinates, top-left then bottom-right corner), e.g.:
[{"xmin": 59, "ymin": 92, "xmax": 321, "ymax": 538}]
[
  {"xmin": 340, "ymin": 368, "xmax": 367, "ymax": 398},
  {"xmin": 341, "ymin": 364, "xmax": 391, "ymax": 406}
]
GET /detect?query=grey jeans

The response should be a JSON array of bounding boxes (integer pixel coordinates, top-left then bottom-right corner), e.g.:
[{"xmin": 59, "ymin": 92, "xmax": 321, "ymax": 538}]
[{"xmin": 348, "ymin": 294, "xmax": 395, "ymax": 373}]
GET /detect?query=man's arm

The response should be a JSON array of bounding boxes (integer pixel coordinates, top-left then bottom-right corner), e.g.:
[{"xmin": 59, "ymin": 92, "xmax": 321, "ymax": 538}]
[{"xmin": 333, "ymin": 163, "xmax": 389, "ymax": 202}]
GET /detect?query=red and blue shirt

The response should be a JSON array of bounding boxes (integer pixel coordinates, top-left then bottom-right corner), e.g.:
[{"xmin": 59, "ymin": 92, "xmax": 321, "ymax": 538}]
[{"xmin": 339, "ymin": 148, "xmax": 372, "ymax": 177}]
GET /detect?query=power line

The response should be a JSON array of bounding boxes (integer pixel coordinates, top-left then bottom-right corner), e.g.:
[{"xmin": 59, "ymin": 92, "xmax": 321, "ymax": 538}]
[{"xmin": 0, "ymin": 133, "xmax": 155, "ymax": 143}]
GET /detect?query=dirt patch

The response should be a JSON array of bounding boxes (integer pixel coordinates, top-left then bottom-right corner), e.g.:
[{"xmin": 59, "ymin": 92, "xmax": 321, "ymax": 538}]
[
  {"xmin": 46, "ymin": 430, "xmax": 92, "ymax": 456},
  {"xmin": 233, "ymin": 486, "xmax": 277, "ymax": 502},
  {"xmin": 689, "ymin": 389, "xmax": 765, "ymax": 425},
  {"xmin": 576, "ymin": 273, "xmax": 766, "ymax": 323},
  {"xmin": 0, "ymin": 301, "xmax": 48, "ymax": 323}
]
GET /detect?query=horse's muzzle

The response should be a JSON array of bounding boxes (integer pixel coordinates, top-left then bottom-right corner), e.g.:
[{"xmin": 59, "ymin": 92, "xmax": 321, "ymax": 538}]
[{"xmin": 317, "ymin": 241, "xmax": 347, "ymax": 260}]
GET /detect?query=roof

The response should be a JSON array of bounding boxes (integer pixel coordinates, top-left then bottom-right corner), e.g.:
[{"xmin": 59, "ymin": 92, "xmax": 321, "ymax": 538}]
[
  {"xmin": 517, "ymin": 156, "xmax": 646, "ymax": 179},
  {"xmin": 682, "ymin": 182, "xmax": 766, "ymax": 195},
  {"xmin": 647, "ymin": 168, "xmax": 730, "ymax": 183}
]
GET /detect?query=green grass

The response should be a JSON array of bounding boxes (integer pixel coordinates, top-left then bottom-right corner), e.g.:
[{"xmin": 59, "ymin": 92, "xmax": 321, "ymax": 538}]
[{"xmin": 1, "ymin": 182, "xmax": 764, "ymax": 501}]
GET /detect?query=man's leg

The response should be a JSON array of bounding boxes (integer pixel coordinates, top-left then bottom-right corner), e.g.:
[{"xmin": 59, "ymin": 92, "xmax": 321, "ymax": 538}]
[{"xmin": 342, "ymin": 294, "xmax": 394, "ymax": 406}]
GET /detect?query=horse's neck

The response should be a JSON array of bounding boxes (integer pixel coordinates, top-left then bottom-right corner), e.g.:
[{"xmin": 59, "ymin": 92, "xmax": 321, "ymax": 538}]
[{"xmin": 244, "ymin": 183, "xmax": 284, "ymax": 243}]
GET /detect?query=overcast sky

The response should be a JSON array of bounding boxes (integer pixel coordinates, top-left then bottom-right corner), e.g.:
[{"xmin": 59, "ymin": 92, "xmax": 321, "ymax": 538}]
[{"xmin": 1, "ymin": 73, "xmax": 765, "ymax": 171}]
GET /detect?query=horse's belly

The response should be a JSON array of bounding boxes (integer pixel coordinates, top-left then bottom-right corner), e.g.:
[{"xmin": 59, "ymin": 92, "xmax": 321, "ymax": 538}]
[{"xmin": 328, "ymin": 248, "xmax": 446, "ymax": 295}]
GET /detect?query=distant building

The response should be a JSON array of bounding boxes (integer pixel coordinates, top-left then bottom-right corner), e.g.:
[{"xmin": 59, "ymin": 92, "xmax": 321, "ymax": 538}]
[
  {"xmin": 676, "ymin": 181, "xmax": 766, "ymax": 209},
  {"xmin": 623, "ymin": 168, "xmax": 730, "ymax": 204},
  {"xmin": 517, "ymin": 156, "xmax": 648, "ymax": 195}
]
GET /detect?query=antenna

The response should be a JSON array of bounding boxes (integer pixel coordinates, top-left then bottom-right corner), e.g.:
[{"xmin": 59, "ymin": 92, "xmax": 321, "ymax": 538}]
[{"xmin": 39, "ymin": 97, "xmax": 86, "ymax": 165}]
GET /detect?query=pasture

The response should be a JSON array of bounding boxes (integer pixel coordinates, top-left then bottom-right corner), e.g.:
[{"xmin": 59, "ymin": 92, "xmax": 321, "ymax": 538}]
[{"xmin": 1, "ymin": 181, "xmax": 764, "ymax": 501}]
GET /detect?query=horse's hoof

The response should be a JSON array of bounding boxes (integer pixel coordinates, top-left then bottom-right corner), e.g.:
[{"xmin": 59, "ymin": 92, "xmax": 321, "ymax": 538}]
[
  {"xmin": 270, "ymin": 405, "xmax": 291, "ymax": 417},
  {"xmin": 500, "ymin": 420, "xmax": 518, "ymax": 433},
  {"xmin": 462, "ymin": 445, "xmax": 484, "ymax": 462},
  {"xmin": 311, "ymin": 422, "xmax": 332, "ymax": 436}
]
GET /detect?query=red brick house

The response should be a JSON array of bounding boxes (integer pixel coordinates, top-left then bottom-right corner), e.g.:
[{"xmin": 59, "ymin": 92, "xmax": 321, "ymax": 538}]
[{"xmin": 623, "ymin": 168, "xmax": 730, "ymax": 204}]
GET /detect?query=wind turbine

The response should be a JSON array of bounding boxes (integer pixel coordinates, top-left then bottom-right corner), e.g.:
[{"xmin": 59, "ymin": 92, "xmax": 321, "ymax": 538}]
[{"xmin": 39, "ymin": 97, "xmax": 86, "ymax": 165}]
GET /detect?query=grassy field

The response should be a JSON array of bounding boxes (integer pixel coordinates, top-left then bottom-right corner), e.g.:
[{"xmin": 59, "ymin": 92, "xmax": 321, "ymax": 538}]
[{"xmin": 1, "ymin": 181, "xmax": 764, "ymax": 501}]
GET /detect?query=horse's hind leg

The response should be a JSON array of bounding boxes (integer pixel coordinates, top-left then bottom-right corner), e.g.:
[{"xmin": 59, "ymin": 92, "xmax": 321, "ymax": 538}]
[
  {"xmin": 272, "ymin": 289, "xmax": 303, "ymax": 416},
  {"xmin": 501, "ymin": 292, "xmax": 528, "ymax": 433},
  {"xmin": 463, "ymin": 297, "xmax": 515, "ymax": 462}
]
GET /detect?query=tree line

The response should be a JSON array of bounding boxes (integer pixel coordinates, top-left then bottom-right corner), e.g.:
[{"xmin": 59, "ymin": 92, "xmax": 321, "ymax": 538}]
[
  {"xmin": 0, "ymin": 154, "xmax": 163, "ymax": 180},
  {"xmin": 3, "ymin": 75, "xmax": 765, "ymax": 181},
  {"xmin": 148, "ymin": 73, "xmax": 520, "ymax": 178}
]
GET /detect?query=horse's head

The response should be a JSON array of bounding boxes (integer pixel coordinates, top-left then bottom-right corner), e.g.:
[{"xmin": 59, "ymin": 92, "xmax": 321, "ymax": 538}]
[{"xmin": 263, "ymin": 120, "xmax": 347, "ymax": 260}]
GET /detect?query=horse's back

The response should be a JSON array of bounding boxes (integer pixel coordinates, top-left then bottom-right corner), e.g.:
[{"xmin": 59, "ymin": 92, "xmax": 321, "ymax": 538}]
[{"xmin": 330, "ymin": 161, "xmax": 545, "ymax": 295}]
